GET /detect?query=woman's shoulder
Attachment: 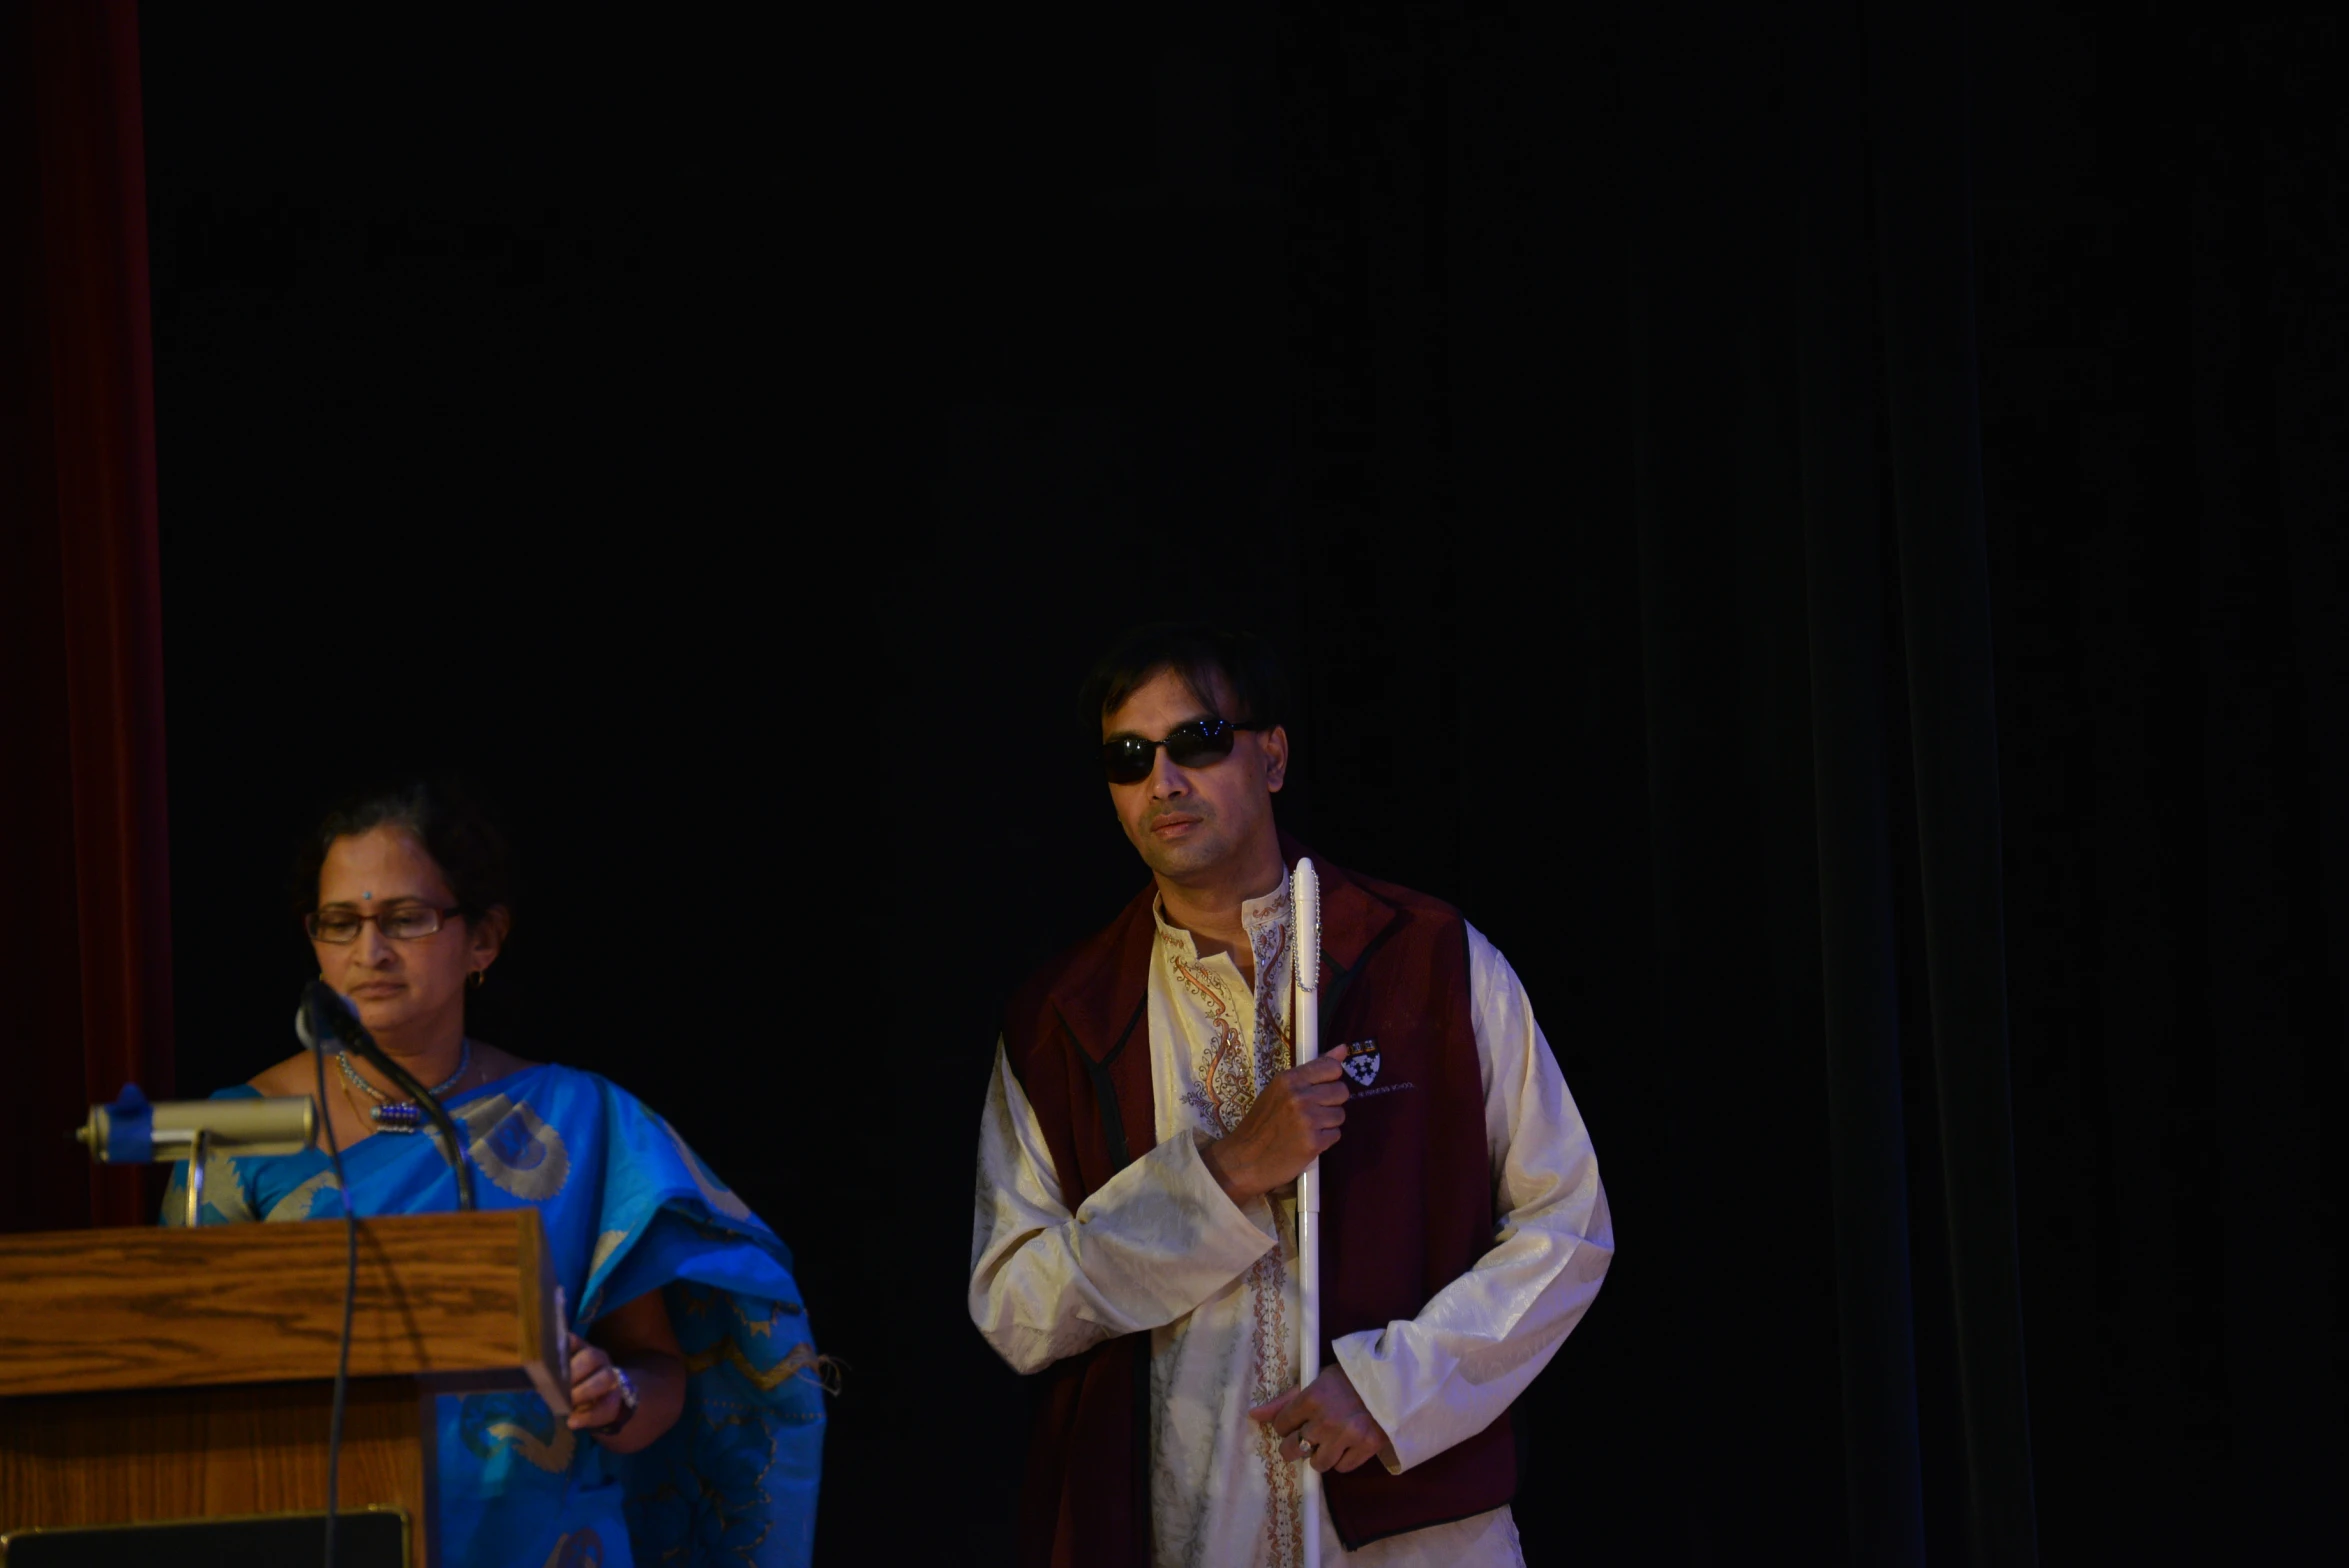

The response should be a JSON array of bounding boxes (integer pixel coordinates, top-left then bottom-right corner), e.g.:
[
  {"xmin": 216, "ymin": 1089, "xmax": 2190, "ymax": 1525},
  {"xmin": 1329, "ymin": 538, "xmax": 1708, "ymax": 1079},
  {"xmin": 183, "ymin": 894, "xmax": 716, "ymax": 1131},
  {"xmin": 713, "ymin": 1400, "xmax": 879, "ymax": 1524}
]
[
  {"xmin": 488, "ymin": 1061, "xmax": 701, "ymax": 1148},
  {"xmin": 464, "ymin": 1040, "xmax": 540, "ymax": 1090},
  {"xmin": 243, "ymin": 1055, "xmax": 316, "ymax": 1098},
  {"xmin": 480, "ymin": 1052, "xmax": 650, "ymax": 1098},
  {"xmin": 473, "ymin": 1050, "xmax": 591, "ymax": 1093},
  {"xmin": 466, "ymin": 1056, "xmax": 642, "ymax": 1121}
]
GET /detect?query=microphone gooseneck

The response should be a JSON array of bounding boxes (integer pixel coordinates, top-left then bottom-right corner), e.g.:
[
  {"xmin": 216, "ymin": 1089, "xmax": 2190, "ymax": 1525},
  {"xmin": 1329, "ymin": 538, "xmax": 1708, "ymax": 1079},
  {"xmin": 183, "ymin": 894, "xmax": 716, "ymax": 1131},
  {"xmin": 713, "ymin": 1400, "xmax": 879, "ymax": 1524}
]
[{"xmin": 298, "ymin": 980, "xmax": 478, "ymax": 1212}]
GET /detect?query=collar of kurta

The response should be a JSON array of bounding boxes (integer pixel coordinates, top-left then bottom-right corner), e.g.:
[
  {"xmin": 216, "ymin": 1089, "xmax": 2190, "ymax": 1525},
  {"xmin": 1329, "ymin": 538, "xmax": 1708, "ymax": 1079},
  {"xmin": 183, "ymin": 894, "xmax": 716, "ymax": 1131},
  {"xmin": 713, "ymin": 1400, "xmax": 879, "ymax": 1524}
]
[
  {"xmin": 1048, "ymin": 835, "xmax": 1400, "ymax": 1065},
  {"xmin": 1149, "ymin": 866, "xmax": 1294, "ymax": 966}
]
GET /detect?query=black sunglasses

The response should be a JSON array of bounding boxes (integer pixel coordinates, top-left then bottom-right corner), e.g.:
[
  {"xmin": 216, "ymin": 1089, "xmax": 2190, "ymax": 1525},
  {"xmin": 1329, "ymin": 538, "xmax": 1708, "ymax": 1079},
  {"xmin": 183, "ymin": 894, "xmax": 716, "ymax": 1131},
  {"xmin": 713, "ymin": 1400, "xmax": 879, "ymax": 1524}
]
[{"xmin": 1100, "ymin": 717, "xmax": 1259, "ymax": 784}]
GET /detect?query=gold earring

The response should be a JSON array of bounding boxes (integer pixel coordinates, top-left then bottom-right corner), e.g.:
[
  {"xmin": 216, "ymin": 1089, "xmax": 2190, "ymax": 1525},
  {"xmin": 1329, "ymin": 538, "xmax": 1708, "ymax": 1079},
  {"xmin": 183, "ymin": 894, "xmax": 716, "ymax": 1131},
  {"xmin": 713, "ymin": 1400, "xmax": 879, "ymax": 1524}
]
[{"xmin": 467, "ymin": 970, "xmax": 485, "ymax": 991}]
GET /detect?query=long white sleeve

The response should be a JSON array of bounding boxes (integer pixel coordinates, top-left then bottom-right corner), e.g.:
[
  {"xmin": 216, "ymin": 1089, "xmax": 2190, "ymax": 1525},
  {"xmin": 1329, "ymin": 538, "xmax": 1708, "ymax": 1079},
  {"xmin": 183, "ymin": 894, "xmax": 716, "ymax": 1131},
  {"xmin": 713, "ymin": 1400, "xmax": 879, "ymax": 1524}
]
[
  {"xmin": 1329, "ymin": 924, "xmax": 1614, "ymax": 1473},
  {"xmin": 969, "ymin": 1040, "xmax": 1279, "ymax": 1376}
]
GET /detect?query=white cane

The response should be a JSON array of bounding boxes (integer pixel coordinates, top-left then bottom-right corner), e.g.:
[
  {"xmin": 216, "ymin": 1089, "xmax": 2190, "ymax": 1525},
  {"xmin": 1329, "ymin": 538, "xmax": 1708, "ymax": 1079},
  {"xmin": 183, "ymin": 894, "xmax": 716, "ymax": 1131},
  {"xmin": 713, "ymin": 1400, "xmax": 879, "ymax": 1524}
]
[{"xmin": 1291, "ymin": 857, "xmax": 1325, "ymax": 1568}]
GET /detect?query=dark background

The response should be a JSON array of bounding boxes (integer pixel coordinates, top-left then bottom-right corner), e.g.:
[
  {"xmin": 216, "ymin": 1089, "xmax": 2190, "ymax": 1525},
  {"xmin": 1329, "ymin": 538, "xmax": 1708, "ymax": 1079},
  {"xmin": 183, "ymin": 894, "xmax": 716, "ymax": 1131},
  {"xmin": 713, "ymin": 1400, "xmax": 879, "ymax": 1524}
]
[{"xmin": 136, "ymin": 2, "xmax": 2347, "ymax": 1563}]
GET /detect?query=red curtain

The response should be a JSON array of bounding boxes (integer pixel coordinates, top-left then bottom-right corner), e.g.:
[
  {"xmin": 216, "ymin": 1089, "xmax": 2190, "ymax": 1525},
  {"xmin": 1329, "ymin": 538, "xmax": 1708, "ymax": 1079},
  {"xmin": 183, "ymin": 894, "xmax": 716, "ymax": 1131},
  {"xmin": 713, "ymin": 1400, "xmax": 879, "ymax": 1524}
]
[{"xmin": 0, "ymin": 0, "xmax": 174, "ymax": 1230}]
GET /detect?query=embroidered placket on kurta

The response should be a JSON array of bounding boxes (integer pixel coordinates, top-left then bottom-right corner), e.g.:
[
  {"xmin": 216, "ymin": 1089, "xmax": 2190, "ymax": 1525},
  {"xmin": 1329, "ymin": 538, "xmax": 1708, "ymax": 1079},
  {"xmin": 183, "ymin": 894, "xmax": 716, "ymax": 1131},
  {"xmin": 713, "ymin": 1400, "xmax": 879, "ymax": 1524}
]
[{"xmin": 1149, "ymin": 875, "xmax": 1306, "ymax": 1568}]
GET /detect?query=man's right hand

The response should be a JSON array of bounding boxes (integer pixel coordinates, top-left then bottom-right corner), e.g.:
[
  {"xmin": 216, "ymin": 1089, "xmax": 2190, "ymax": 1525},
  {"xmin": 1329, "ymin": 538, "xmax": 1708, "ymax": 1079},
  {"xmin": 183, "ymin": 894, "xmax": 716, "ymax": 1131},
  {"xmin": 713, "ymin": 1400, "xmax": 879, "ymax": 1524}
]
[{"xmin": 1201, "ymin": 1047, "xmax": 1351, "ymax": 1208}]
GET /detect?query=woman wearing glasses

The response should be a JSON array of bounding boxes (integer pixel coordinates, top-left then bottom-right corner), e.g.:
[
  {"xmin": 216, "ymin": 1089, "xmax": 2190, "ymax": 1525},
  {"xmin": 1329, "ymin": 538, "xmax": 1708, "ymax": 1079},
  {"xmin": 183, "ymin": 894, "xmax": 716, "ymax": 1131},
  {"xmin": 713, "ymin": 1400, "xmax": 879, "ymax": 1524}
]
[{"xmin": 164, "ymin": 781, "xmax": 823, "ymax": 1568}]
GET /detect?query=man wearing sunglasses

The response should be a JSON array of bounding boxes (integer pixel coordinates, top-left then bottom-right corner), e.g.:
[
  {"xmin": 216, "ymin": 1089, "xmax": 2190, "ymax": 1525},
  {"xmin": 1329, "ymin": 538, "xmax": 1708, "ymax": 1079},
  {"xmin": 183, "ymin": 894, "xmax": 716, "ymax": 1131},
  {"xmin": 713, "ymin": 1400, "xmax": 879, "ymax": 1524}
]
[{"xmin": 969, "ymin": 622, "xmax": 1613, "ymax": 1568}]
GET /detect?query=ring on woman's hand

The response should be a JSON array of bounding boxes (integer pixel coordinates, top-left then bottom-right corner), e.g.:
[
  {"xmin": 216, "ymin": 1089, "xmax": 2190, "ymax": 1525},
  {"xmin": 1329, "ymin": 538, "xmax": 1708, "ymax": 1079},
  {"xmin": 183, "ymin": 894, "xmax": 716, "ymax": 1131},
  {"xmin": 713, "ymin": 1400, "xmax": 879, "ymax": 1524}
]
[{"xmin": 1298, "ymin": 1438, "xmax": 1317, "ymax": 1456}]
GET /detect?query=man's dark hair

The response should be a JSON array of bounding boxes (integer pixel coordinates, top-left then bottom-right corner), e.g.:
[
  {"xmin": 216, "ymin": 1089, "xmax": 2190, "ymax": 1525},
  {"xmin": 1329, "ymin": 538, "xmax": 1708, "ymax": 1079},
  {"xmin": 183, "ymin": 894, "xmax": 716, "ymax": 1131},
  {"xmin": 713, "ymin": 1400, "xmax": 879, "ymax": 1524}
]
[
  {"xmin": 1079, "ymin": 621, "xmax": 1286, "ymax": 736},
  {"xmin": 292, "ymin": 777, "xmax": 516, "ymax": 924}
]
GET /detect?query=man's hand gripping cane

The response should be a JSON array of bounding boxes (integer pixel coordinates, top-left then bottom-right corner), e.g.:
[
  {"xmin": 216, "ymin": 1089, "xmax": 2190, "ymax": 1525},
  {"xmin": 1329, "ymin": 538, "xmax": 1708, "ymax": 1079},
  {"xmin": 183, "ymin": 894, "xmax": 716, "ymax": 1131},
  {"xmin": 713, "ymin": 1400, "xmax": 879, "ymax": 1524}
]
[
  {"xmin": 1200, "ymin": 1045, "xmax": 1353, "ymax": 1207},
  {"xmin": 1250, "ymin": 1366, "xmax": 1399, "ymax": 1474}
]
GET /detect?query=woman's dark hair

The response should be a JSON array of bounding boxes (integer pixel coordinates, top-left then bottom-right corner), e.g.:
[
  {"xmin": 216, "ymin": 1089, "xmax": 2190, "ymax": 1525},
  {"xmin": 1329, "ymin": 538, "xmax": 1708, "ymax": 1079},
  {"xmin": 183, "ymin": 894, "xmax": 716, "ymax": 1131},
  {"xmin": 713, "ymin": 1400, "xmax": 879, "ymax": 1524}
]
[
  {"xmin": 292, "ymin": 778, "xmax": 516, "ymax": 924},
  {"xmin": 1077, "ymin": 621, "xmax": 1287, "ymax": 738}
]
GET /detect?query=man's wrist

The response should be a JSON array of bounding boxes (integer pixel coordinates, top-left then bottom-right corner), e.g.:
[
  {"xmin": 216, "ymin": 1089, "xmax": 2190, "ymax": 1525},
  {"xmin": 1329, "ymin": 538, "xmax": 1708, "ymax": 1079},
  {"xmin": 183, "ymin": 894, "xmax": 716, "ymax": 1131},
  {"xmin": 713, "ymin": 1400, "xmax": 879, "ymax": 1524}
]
[
  {"xmin": 1199, "ymin": 1136, "xmax": 1260, "ymax": 1208},
  {"xmin": 1329, "ymin": 1337, "xmax": 1409, "ymax": 1472}
]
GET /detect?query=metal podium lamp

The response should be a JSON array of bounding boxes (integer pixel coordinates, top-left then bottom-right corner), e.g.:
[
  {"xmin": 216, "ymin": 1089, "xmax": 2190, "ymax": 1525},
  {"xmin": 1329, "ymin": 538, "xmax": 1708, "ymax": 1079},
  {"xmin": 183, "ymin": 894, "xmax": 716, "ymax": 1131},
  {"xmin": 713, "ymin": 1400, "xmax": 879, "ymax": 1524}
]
[
  {"xmin": 1291, "ymin": 856, "xmax": 1325, "ymax": 1568},
  {"xmin": 78, "ymin": 1086, "xmax": 316, "ymax": 1226}
]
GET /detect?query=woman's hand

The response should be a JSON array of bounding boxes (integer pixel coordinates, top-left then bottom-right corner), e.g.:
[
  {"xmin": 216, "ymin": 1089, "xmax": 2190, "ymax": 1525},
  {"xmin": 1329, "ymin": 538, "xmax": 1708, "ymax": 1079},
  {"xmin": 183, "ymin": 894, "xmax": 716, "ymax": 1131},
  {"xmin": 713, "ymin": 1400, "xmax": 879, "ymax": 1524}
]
[
  {"xmin": 565, "ymin": 1331, "xmax": 630, "ymax": 1432},
  {"xmin": 565, "ymin": 1288, "xmax": 688, "ymax": 1453}
]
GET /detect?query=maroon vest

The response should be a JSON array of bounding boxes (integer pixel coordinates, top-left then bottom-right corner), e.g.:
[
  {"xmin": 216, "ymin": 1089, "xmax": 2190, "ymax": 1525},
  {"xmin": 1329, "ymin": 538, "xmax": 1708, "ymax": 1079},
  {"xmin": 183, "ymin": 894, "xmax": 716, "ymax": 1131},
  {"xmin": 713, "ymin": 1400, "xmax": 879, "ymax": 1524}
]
[{"xmin": 999, "ymin": 842, "xmax": 1516, "ymax": 1567}]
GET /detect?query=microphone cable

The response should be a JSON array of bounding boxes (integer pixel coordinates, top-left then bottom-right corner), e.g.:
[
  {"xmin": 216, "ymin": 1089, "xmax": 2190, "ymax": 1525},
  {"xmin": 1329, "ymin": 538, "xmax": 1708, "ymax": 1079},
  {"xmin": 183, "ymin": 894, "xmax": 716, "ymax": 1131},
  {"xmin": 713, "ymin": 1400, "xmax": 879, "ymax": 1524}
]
[{"xmin": 311, "ymin": 1042, "xmax": 357, "ymax": 1568}]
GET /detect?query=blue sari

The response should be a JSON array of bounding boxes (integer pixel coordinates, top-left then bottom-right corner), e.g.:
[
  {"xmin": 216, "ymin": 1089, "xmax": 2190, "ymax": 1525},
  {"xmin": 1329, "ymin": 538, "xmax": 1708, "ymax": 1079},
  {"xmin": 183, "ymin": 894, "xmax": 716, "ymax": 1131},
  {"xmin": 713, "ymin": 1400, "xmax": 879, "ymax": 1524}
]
[{"xmin": 161, "ymin": 1062, "xmax": 824, "ymax": 1567}]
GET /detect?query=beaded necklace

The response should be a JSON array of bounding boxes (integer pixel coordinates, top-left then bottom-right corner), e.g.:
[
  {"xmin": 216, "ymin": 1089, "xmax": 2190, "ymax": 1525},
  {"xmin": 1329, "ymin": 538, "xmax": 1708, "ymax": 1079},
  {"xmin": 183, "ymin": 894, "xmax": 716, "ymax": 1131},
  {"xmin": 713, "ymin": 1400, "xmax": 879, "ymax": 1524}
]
[{"xmin": 336, "ymin": 1039, "xmax": 471, "ymax": 1134}]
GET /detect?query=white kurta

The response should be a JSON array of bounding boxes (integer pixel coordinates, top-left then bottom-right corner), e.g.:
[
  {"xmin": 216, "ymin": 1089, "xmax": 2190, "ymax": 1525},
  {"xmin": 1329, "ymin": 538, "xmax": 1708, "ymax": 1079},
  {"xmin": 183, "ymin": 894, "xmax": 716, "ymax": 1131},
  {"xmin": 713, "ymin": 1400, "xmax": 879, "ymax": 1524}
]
[{"xmin": 970, "ymin": 874, "xmax": 1613, "ymax": 1568}]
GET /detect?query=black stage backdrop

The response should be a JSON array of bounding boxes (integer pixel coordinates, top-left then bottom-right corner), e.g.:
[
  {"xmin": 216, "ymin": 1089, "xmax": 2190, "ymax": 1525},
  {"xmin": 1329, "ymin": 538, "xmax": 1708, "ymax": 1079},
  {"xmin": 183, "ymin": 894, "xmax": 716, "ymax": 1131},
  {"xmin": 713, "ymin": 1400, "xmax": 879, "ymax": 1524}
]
[{"xmin": 139, "ymin": 3, "xmax": 2346, "ymax": 1564}]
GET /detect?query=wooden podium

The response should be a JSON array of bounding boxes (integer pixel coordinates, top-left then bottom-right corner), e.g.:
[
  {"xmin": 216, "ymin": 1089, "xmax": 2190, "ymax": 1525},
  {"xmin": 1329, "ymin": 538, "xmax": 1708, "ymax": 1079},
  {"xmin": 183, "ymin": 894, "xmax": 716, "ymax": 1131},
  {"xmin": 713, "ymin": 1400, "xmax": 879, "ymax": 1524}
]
[{"xmin": 0, "ymin": 1210, "xmax": 565, "ymax": 1566}]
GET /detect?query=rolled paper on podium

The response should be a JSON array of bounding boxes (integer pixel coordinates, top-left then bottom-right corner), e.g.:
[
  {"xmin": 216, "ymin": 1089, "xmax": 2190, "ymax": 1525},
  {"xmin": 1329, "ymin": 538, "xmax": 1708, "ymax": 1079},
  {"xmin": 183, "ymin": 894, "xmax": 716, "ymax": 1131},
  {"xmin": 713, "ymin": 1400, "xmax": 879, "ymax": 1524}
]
[{"xmin": 78, "ymin": 1085, "xmax": 318, "ymax": 1161}]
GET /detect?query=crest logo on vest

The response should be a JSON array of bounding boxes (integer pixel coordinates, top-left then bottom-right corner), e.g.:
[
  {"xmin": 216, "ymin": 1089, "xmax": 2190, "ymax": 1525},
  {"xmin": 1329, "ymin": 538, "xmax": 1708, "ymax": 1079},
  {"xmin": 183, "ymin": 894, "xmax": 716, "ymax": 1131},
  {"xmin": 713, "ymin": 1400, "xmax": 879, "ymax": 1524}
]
[{"xmin": 1338, "ymin": 1041, "xmax": 1381, "ymax": 1087}]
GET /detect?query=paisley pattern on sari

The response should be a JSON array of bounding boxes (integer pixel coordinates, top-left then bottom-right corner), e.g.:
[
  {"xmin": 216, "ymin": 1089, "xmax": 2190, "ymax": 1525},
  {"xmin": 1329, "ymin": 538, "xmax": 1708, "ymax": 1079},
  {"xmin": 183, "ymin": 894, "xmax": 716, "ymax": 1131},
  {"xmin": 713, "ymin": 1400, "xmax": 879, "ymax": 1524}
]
[{"xmin": 163, "ymin": 1062, "xmax": 823, "ymax": 1567}]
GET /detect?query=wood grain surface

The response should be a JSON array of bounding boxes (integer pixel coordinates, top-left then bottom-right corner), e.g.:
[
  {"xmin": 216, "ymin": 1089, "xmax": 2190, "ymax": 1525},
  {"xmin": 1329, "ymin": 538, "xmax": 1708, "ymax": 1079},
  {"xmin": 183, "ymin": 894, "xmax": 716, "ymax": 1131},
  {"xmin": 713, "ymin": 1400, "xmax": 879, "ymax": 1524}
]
[
  {"xmin": 0, "ymin": 1211, "xmax": 559, "ymax": 1399},
  {"xmin": 0, "ymin": 1378, "xmax": 432, "ymax": 1564}
]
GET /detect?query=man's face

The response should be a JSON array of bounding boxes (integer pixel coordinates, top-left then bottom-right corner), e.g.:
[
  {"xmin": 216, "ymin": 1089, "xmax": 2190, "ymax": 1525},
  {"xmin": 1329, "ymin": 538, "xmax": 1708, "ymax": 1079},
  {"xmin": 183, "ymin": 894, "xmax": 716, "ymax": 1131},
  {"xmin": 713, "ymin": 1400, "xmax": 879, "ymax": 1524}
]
[{"xmin": 1102, "ymin": 666, "xmax": 1288, "ymax": 883}]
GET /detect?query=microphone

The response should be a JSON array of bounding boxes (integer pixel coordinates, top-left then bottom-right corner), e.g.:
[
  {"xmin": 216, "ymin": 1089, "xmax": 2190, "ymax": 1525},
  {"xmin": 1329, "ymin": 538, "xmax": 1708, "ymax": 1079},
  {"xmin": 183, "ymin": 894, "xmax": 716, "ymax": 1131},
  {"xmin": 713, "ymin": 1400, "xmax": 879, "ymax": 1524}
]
[{"xmin": 297, "ymin": 980, "xmax": 477, "ymax": 1211}]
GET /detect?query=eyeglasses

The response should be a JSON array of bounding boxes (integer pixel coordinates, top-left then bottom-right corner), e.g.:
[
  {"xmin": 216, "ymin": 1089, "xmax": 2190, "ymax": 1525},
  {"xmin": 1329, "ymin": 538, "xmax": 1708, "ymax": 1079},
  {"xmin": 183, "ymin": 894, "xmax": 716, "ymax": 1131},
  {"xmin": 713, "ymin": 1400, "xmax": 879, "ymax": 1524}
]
[
  {"xmin": 1100, "ymin": 717, "xmax": 1258, "ymax": 784},
  {"xmin": 305, "ymin": 905, "xmax": 462, "ymax": 943}
]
